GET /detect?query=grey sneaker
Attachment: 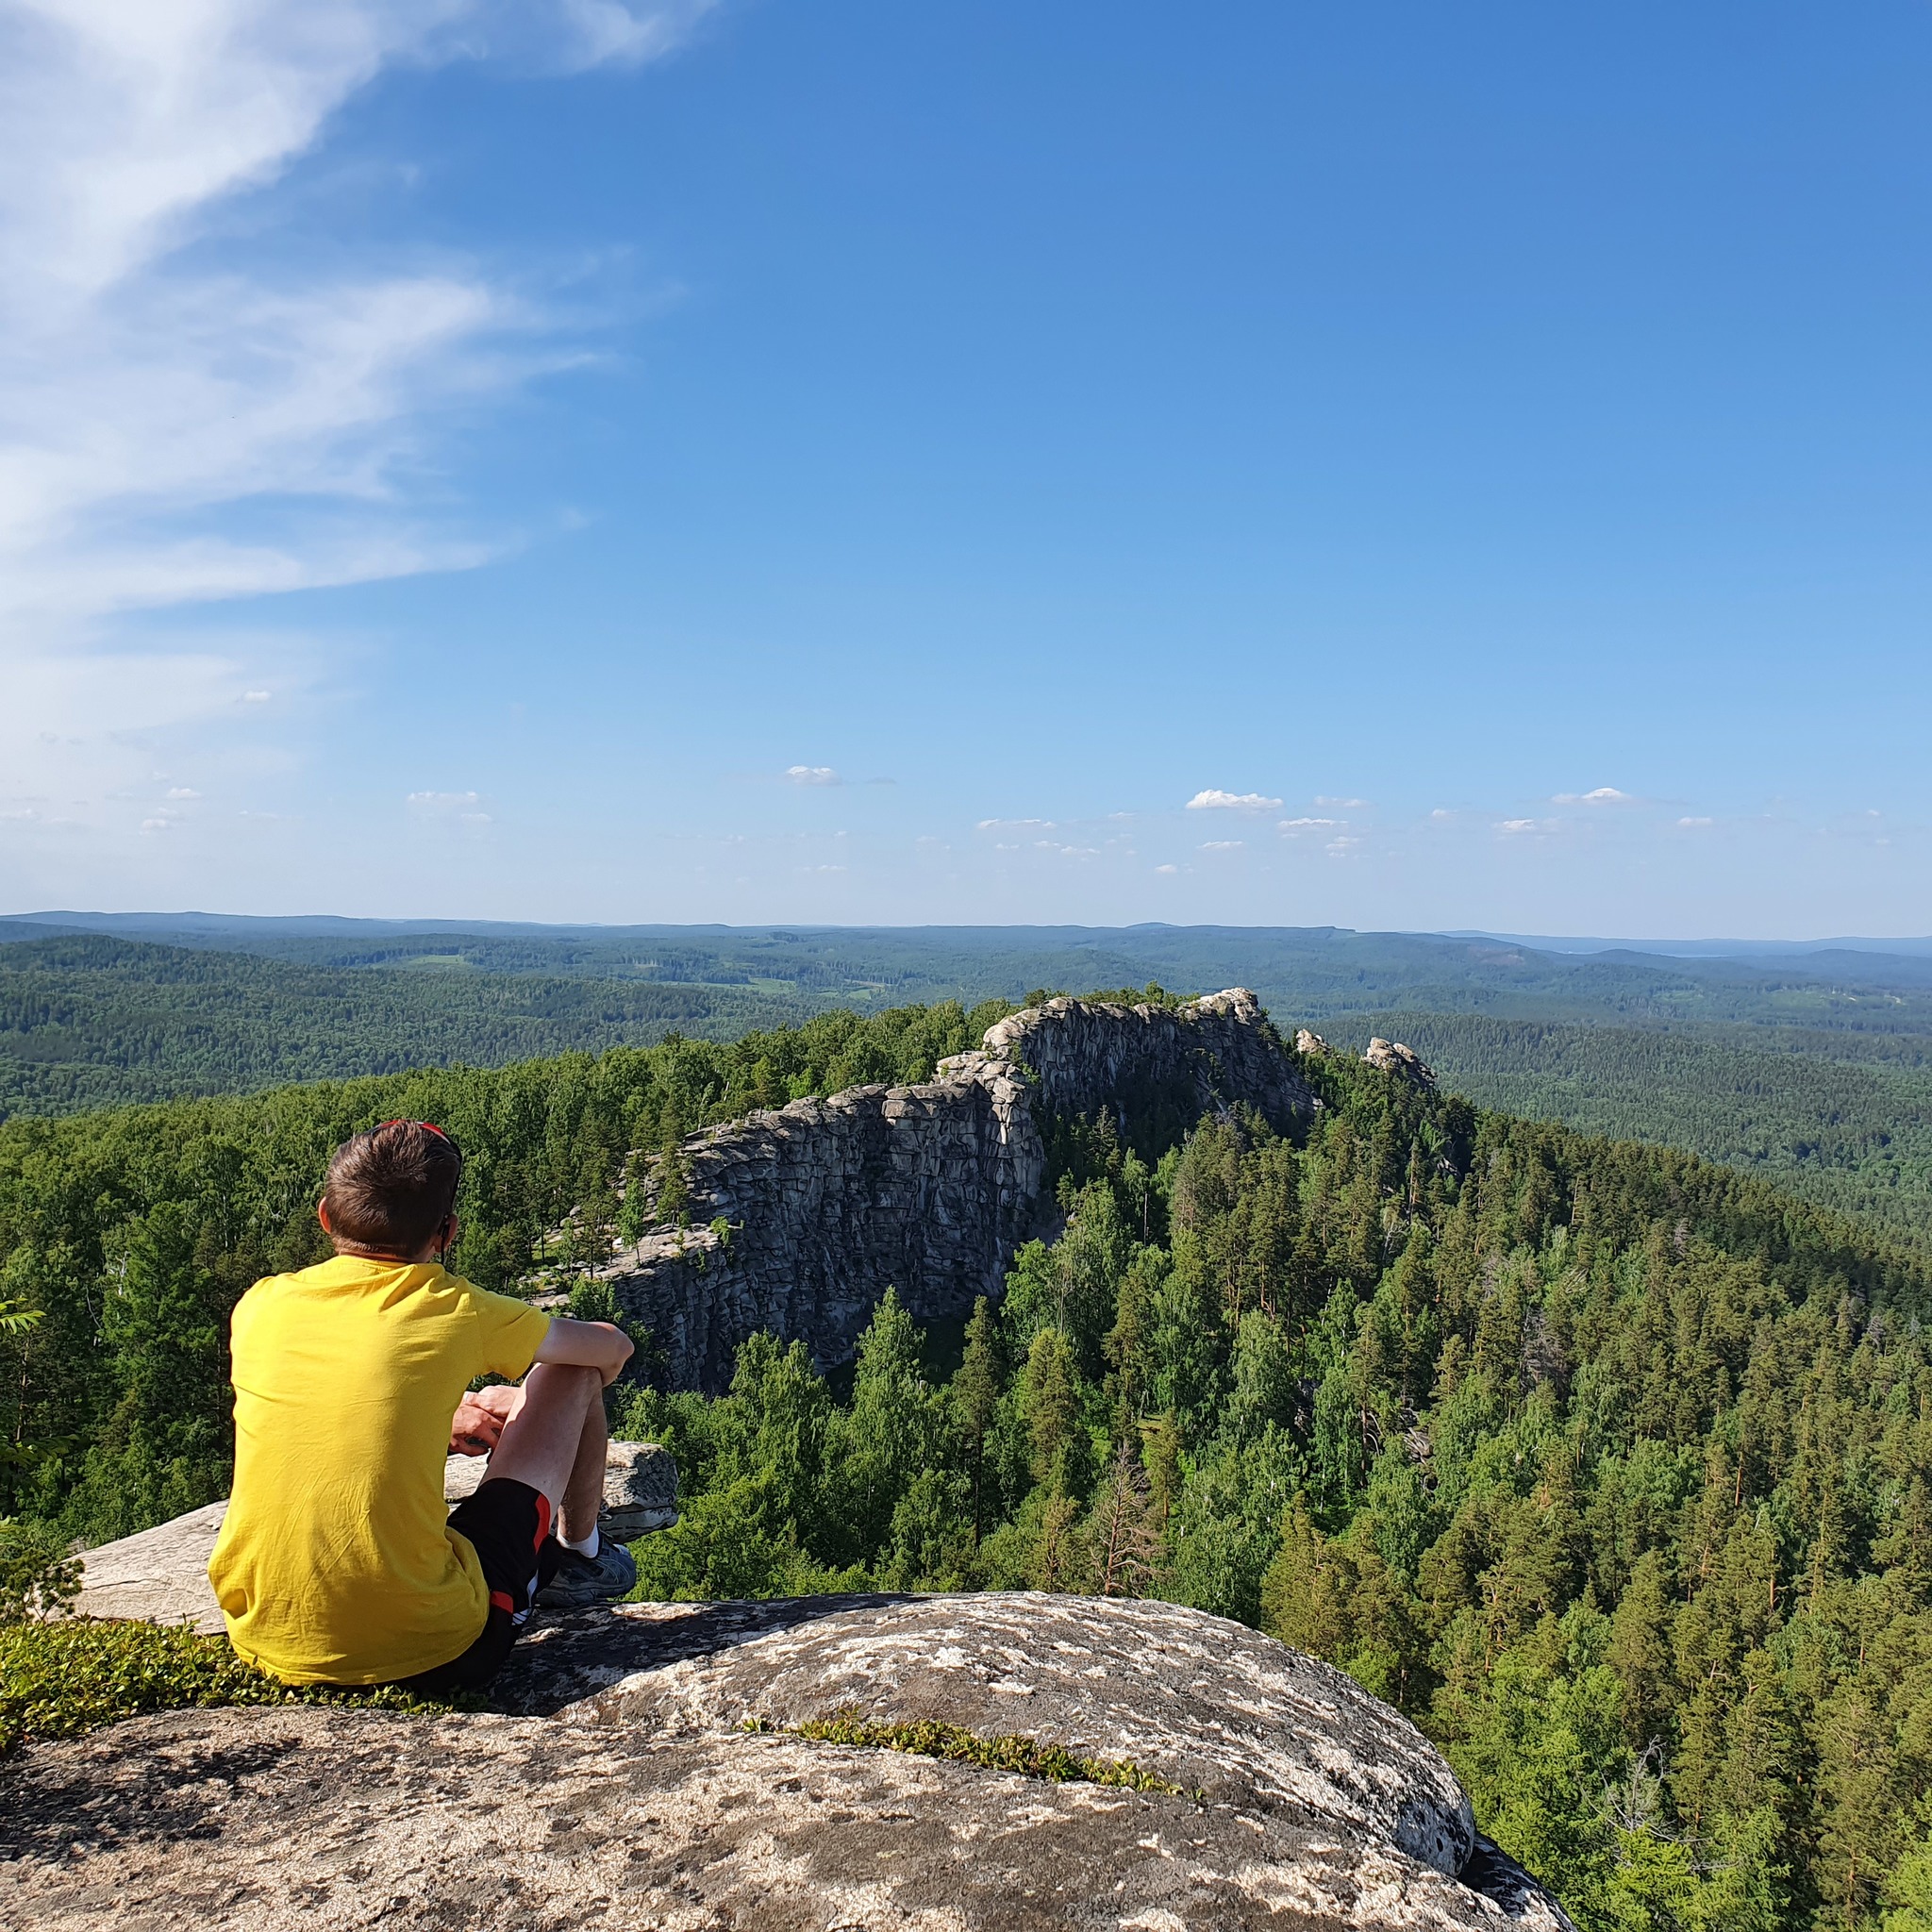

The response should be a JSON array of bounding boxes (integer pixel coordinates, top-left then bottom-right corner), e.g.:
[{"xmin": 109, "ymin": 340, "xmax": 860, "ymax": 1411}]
[{"xmin": 535, "ymin": 1538, "xmax": 638, "ymax": 1608}]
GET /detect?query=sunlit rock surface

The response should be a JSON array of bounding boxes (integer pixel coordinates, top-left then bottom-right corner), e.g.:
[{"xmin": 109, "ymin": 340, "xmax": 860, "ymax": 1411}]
[{"xmin": 8, "ymin": 1590, "xmax": 1571, "ymax": 1930}]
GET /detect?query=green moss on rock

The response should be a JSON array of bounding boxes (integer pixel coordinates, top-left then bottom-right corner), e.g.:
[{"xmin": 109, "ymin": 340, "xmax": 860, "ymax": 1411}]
[{"xmin": 761, "ymin": 1709, "xmax": 1199, "ymax": 1800}]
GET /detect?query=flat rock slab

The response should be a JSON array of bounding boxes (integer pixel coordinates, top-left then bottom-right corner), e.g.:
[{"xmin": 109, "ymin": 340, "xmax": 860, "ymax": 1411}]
[
  {"xmin": 501, "ymin": 1592, "xmax": 1477, "ymax": 1882},
  {"xmin": 2, "ymin": 1705, "xmax": 1567, "ymax": 1931},
  {"xmin": 68, "ymin": 1501, "xmax": 227, "ymax": 1633}
]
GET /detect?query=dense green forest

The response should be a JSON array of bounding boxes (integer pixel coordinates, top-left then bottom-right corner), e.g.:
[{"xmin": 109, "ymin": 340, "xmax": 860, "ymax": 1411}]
[
  {"xmin": 609, "ymin": 1046, "xmax": 1932, "ymax": 1932},
  {"xmin": 8, "ymin": 991, "xmax": 1932, "ymax": 1924}
]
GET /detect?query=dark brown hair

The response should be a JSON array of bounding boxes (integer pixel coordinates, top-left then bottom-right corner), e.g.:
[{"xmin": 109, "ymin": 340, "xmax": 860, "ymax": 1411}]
[{"xmin": 323, "ymin": 1120, "xmax": 462, "ymax": 1257}]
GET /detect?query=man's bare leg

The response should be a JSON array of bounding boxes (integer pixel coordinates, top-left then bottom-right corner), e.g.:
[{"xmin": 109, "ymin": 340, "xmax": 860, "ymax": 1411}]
[
  {"xmin": 558, "ymin": 1374, "xmax": 608, "ymax": 1547},
  {"xmin": 484, "ymin": 1362, "xmax": 602, "ymax": 1518},
  {"xmin": 462, "ymin": 1362, "xmax": 635, "ymax": 1604}
]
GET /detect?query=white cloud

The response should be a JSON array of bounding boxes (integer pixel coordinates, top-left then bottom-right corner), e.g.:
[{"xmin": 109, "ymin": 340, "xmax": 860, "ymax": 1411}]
[
  {"xmin": 1154, "ymin": 863, "xmax": 1178, "ymax": 874},
  {"xmin": 1553, "ymin": 786, "xmax": 1632, "ymax": 805},
  {"xmin": 1186, "ymin": 789, "xmax": 1282, "ymax": 812},
  {"xmin": 0, "ymin": 1, "xmax": 709, "ymax": 835},
  {"xmin": 1315, "ymin": 795, "xmax": 1367, "ymax": 809},
  {"xmin": 243, "ymin": 690, "xmax": 272, "ymax": 702},
  {"xmin": 1199, "ymin": 840, "xmax": 1244, "ymax": 852},
  {"xmin": 164, "ymin": 787, "xmax": 200, "ymax": 800},
  {"xmin": 1677, "ymin": 816, "xmax": 1714, "ymax": 828},
  {"xmin": 1277, "ymin": 815, "xmax": 1343, "ymax": 832},
  {"xmin": 785, "ymin": 765, "xmax": 841, "ymax": 787},
  {"xmin": 407, "ymin": 787, "xmax": 491, "ymax": 825},
  {"xmin": 1497, "ymin": 817, "xmax": 1556, "ymax": 835}
]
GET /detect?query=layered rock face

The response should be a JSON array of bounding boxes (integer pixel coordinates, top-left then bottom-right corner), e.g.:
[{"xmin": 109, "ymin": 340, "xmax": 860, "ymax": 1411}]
[
  {"xmin": 7, "ymin": 1591, "xmax": 1570, "ymax": 1930},
  {"xmin": 599, "ymin": 989, "xmax": 1317, "ymax": 1391}
]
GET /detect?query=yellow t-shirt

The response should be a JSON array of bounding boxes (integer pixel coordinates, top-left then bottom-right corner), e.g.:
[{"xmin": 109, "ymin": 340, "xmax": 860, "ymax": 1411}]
[{"xmin": 207, "ymin": 1255, "xmax": 551, "ymax": 1686}]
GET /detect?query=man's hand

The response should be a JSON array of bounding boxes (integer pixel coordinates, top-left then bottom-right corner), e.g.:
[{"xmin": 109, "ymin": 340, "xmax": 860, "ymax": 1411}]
[{"xmin": 449, "ymin": 1383, "xmax": 522, "ymax": 1457}]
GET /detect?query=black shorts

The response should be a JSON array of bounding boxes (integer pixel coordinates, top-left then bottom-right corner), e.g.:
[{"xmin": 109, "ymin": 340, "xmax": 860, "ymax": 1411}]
[{"xmin": 391, "ymin": 1476, "xmax": 563, "ymax": 1696}]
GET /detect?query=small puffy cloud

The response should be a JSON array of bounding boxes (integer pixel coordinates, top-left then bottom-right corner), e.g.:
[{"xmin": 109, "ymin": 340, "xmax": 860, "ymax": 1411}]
[
  {"xmin": 1278, "ymin": 815, "xmax": 1343, "ymax": 833},
  {"xmin": 1677, "ymin": 816, "xmax": 1714, "ymax": 828},
  {"xmin": 408, "ymin": 789, "xmax": 491, "ymax": 825},
  {"xmin": 140, "ymin": 817, "xmax": 171, "ymax": 832},
  {"xmin": 1186, "ymin": 789, "xmax": 1282, "ymax": 812},
  {"xmin": 1497, "ymin": 817, "xmax": 1545, "ymax": 834},
  {"xmin": 1315, "ymin": 795, "xmax": 1367, "ymax": 808},
  {"xmin": 1553, "ymin": 786, "xmax": 1631, "ymax": 805},
  {"xmin": 164, "ymin": 787, "xmax": 200, "ymax": 800},
  {"xmin": 1155, "ymin": 863, "xmax": 1178, "ymax": 874},
  {"xmin": 978, "ymin": 817, "xmax": 1054, "ymax": 831},
  {"xmin": 1199, "ymin": 840, "xmax": 1244, "ymax": 852},
  {"xmin": 242, "ymin": 691, "xmax": 272, "ymax": 704},
  {"xmin": 1326, "ymin": 835, "xmax": 1363, "ymax": 856},
  {"xmin": 785, "ymin": 765, "xmax": 841, "ymax": 787},
  {"xmin": 1430, "ymin": 808, "xmax": 1455, "ymax": 821}
]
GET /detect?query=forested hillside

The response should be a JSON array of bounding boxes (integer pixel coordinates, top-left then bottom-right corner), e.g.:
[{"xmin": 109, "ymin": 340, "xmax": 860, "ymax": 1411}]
[
  {"xmin": 0, "ymin": 936, "xmax": 825, "ymax": 1118},
  {"xmin": 1335, "ymin": 1012, "xmax": 1932, "ymax": 1254},
  {"xmin": 6, "ymin": 994, "xmax": 1932, "ymax": 1926},
  {"xmin": 8, "ymin": 918, "xmax": 1932, "ymax": 1257}
]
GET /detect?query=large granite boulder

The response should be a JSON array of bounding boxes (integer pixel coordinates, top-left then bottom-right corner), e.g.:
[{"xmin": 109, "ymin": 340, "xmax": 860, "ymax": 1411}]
[{"xmin": 8, "ymin": 1584, "xmax": 1571, "ymax": 1930}]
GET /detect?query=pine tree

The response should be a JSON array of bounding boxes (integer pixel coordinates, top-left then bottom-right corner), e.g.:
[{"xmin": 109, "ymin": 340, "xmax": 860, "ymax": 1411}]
[{"xmin": 952, "ymin": 1296, "xmax": 1001, "ymax": 1544}]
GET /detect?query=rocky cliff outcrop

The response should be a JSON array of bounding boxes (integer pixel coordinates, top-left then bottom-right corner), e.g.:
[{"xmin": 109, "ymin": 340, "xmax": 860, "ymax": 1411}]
[
  {"xmin": 8, "ymin": 1589, "xmax": 1571, "ymax": 1930},
  {"xmin": 1362, "ymin": 1038, "xmax": 1436, "ymax": 1090},
  {"xmin": 599, "ymin": 990, "xmax": 1317, "ymax": 1391}
]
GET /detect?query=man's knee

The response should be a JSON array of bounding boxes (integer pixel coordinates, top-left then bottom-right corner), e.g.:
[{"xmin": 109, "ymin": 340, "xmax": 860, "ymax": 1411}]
[{"xmin": 525, "ymin": 1361, "xmax": 601, "ymax": 1414}]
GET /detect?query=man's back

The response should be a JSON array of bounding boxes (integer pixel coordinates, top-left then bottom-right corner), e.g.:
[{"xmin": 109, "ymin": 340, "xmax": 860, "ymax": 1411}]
[{"xmin": 208, "ymin": 1254, "xmax": 548, "ymax": 1685}]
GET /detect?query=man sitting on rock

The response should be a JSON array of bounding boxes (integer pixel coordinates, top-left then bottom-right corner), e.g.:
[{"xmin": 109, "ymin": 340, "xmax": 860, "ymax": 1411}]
[{"xmin": 208, "ymin": 1118, "xmax": 638, "ymax": 1691}]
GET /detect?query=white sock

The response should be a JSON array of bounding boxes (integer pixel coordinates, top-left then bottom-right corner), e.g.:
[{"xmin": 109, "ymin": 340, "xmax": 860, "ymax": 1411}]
[{"xmin": 559, "ymin": 1524, "xmax": 600, "ymax": 1561}]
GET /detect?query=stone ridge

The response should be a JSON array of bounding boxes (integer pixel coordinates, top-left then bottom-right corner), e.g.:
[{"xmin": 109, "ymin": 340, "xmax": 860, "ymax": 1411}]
[{"xmin": 598, "ymin": 989, "xmax": 1319, "ymax": 1391}]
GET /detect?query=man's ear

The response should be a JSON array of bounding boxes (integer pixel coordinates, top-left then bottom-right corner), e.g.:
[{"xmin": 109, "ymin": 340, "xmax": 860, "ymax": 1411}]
[{"xmin": 317, "ymin": 1198, "xmax": 333, "ymax": 1236}]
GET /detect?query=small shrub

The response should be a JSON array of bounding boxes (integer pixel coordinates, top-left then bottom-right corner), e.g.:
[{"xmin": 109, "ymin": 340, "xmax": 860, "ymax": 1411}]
[{"xmin": 0, "ymin": 1619, "xmax": 456, "ymax": 1756}]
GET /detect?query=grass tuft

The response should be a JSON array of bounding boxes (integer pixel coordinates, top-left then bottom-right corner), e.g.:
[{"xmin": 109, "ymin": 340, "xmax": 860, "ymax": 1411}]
[
  {"xmin": 0, "ymin": 1619, "xmax": 458, "ymax": 1755},
  {"xmin": 749, "ymin": 1709, "xmax": 1200, "ymax": 1800}
]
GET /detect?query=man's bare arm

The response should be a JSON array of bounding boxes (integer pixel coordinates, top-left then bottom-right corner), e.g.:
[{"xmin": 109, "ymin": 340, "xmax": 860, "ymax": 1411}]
[{"xmin": 532, "ymin": 1316, "xmax": 634, "ymax": 1386}]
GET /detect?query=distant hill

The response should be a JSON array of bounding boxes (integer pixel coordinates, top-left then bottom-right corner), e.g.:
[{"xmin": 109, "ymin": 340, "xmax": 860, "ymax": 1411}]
[{"xmin": 0, "ymin": 935, "xmax": 823, "ymax": 1117}]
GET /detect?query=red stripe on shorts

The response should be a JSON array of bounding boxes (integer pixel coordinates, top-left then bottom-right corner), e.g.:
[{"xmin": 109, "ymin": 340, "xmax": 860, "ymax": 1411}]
[
  {"xmin": 489, "ymin": 1590, "xmax": 515, "ymax": 1614},
  {"xmin": 534, "ymin": 1491, "xmax": 553, "ymax": 1550}
]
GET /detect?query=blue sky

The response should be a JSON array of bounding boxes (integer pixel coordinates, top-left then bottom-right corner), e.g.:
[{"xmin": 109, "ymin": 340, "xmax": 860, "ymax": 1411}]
[{"xmin": 3, "ymin": 1, "xmax": 1929, "ymax": 936}]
